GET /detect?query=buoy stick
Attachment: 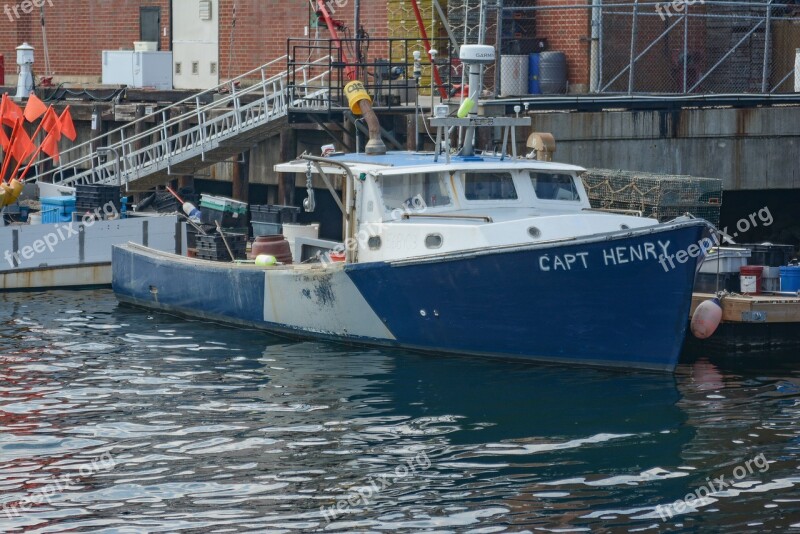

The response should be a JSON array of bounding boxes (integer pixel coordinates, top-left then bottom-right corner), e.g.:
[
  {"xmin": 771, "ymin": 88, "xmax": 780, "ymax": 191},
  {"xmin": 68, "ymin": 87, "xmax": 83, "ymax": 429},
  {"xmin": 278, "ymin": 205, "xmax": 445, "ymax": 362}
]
[
  {"xmin": 178, "ymin": 211, "xmax": 207, "ymax": 236},
  {"xmin": 165, "ymin": 186, "xmax": 185, "ymax": 204},
  {"xmin": 165, "ymin": 185, "xmax": 200, "ymax": 219},
  {"xmin": 215, "ymin": 221, "xmax": 236, "ymax": 262}
]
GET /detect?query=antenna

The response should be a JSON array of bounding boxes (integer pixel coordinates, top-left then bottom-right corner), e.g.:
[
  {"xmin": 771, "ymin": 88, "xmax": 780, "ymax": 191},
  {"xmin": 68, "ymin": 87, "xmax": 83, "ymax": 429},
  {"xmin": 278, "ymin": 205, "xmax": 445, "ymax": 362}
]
[{"xmin": 458, "ymin": 44, "xmax": 495, "ymax": 156}]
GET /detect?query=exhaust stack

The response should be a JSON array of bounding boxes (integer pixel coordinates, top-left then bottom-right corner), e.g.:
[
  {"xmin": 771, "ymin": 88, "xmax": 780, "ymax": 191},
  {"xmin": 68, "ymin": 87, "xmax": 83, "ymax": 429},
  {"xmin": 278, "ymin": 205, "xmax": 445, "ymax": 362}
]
[{"xmin": 345, "ymin": 81, "xmax": 386, "ymax": 156}]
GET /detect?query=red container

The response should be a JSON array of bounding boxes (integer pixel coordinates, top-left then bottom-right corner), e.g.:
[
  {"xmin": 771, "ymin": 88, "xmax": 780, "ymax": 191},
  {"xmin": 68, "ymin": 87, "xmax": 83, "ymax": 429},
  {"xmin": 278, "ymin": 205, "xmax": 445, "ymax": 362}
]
[
  {"xmin": 249, "ymin": 236, "xmax": 293, "ymax": 264},
  {"xmin": 740, "ymin": 265, "xmax": 763, "ymax": 295}
]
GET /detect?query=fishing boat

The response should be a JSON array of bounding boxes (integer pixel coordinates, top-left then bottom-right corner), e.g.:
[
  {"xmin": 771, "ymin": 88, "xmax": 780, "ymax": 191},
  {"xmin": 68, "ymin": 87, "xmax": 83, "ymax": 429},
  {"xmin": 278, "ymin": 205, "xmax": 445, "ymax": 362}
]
[{"xmin": 112, "ymin": 46, "xmax": 711, "ymax": 371}]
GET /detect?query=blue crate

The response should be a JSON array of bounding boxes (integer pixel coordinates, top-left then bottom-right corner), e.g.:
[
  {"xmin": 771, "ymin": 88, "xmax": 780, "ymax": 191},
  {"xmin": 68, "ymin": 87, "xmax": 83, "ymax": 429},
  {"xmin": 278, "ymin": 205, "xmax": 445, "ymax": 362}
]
[{"xmin": 41, "ymin": 196, "xmax": 76, "ymax": 224}]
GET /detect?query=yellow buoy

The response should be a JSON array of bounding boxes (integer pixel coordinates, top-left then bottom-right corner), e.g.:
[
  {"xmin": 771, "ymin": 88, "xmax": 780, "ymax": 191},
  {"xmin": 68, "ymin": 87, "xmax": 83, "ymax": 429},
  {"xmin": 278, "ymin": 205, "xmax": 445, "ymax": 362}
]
[
  {"xmin": 255, "ymin": 254, "xmax": 277, "ymax": 267},
  {"xmin": 8, "ymin": 179, "xmax": 23, "ymax": 202},
  {"xmin": 344, "ymin": 80, "xmax": 372, "ymax": 116}
]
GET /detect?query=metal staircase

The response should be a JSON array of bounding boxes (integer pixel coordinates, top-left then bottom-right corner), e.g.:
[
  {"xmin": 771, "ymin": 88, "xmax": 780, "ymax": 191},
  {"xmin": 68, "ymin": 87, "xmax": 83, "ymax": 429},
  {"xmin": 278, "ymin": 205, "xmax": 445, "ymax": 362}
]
[{"xmin": 38, "ymin": 55, "xmax": 332, "ymax": 191}]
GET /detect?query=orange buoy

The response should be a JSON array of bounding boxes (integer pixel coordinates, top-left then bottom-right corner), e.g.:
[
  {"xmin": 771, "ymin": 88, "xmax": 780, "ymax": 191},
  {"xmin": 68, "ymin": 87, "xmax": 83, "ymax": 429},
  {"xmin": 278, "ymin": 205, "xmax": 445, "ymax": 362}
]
[{"xmin": 691, "ymin": 297, "xmax": 723, "ymax": 339}]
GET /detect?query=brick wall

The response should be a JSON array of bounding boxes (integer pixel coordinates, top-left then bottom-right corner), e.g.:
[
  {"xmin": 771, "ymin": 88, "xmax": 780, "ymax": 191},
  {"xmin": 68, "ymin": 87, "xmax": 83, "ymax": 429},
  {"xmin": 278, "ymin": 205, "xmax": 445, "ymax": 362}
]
[
  {"xmin": 1, "ymin": 0, "xmax": 171, "ymax": 82},
  {"xmin": 218, "ymin": 0, "xmax": 388, "ymax": 78},
  {"xmin": 535, "ymin": 0, "xmax": 592, "ymax": 89},
  {"xmin": 1, "ymin": 0, "xmax": 388, "ymax": 84}
]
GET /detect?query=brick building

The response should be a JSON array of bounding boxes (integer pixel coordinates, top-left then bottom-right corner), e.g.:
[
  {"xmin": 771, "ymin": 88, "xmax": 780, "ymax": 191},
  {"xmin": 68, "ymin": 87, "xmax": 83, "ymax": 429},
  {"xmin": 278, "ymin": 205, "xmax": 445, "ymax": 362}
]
[{"xmin": 1, "ymin": 1, "xmax": 592, "ymax": 92}]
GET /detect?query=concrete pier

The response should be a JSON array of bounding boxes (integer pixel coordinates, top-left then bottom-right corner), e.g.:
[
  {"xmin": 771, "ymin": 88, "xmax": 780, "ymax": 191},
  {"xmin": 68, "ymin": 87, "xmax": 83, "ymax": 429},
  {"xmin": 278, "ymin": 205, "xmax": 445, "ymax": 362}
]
[{"xmin": 527, "ymin": 106, "xmax": 800, "ymax": 191}]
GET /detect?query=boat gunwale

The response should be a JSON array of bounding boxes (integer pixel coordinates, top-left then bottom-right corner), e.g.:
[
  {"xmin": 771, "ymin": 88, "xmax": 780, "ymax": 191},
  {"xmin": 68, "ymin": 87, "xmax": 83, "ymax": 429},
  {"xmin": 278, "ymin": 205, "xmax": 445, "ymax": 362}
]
[{"xmin": 116, "ymin": 217, "xmax": 712, "ymax": 270}]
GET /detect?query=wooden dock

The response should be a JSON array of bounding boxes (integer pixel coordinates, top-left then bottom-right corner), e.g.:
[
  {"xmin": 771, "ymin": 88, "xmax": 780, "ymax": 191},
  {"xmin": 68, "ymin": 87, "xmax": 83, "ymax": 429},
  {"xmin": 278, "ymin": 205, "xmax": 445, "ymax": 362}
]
[
  {"xmin": 691, "ymin": 293, "xmax": 800, "ymax": 323},
  {"xmin": 687, "ymin": 293, "xmax": 800, "ymax": 352}
]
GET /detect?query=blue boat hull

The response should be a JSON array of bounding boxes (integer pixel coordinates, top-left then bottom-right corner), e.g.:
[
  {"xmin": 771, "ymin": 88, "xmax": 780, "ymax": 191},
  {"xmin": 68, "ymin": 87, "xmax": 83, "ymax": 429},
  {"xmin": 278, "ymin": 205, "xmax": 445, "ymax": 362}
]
[{"xmin": 113, "ymin": 220, "xmax": 709, "ymax": 371}]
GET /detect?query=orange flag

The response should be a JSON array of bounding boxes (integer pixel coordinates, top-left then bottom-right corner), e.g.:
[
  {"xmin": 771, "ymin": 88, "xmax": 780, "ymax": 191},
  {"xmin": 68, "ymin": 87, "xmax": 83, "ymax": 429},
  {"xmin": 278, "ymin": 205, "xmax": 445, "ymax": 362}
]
[
  {"xmin": 1, "ymin": 94, "xmax": 24, "ymax": 127},
  {"xmin": 41, "ymin": 107, "xmax": 60, "ymax": 134},
  {"xmin": 9, "ymin": 120, "xmax": 35, "ymax": 163},
  {"xmin": 41, "ymin": 129, "xmax": 61, "ymax": 162},
  {"xmin": 0, "ymin": 124, "xmax": 8, "ymax": 151},
  {"xmin": 23, "ymin": 94, "xmax": 48, "ymax": 123},
  {"xmin": 59, "ymin": 106, "xmax": 77, "ymax": 142}
]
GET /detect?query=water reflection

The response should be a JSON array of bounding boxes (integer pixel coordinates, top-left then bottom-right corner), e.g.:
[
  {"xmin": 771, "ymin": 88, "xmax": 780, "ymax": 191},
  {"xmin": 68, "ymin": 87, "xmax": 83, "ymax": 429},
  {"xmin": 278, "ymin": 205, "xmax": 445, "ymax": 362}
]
[{"xmin": 0, "ymin": 290, "xmax": 797, "ymax": 532}]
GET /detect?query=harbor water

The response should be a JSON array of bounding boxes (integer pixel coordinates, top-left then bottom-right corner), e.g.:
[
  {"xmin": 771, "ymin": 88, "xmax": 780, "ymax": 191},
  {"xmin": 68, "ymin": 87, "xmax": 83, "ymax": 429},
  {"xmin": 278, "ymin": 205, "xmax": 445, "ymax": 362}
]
[{"xmin": 1, "ymin": 290, "xmax": 798, "ymax": 532}]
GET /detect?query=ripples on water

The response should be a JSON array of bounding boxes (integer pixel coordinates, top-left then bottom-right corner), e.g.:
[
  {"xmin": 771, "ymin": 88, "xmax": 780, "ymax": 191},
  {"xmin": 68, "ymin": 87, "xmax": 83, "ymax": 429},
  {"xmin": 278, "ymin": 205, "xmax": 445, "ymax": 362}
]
[{"xmin": 0, "ymin": 290, "xmax": 798, "ymax": 532}]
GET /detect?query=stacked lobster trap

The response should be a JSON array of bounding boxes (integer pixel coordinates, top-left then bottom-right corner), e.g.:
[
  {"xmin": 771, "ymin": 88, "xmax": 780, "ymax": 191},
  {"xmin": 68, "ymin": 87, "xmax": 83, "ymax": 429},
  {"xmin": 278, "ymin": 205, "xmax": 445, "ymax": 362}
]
[{"xmin": 582, "ymin": 169, "xmax": 723, "ymax": 227}]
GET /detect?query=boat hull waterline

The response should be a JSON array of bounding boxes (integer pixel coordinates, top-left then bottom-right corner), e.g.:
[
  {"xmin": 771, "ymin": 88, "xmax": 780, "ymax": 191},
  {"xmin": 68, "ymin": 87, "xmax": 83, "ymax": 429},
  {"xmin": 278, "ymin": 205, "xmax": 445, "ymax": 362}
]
[{"xmin": 112, "ymin": 220, "xmax": 709, "ymax": 371}]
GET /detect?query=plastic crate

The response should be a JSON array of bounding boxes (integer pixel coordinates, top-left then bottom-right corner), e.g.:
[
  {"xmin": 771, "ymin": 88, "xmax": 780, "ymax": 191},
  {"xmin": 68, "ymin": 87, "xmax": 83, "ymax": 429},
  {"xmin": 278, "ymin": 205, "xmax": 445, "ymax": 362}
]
[
  {"xmin": 251, "ymin": 205, "xmax": 300, "ymax": 224},
  {"xmin": 740, "ymin": 243, "xmax": 795, "ymax": 267},
  {"xmin": 699, "ymin": 248, "xmax": 751, "ymax": 274},
  {"xmin": 41, "ymin": 197, "xmax": 76, "ymax": 224},
  {"xmin": 200, "ymin": 207, "xmax": 246, "ymax": 228},
  {"xmin": 200, "ymin": 194, "xmax": 247, "ymax": 216},
  {"xmin": 252, "ymin": 221, "xmax": 282, "ymax": 236}
]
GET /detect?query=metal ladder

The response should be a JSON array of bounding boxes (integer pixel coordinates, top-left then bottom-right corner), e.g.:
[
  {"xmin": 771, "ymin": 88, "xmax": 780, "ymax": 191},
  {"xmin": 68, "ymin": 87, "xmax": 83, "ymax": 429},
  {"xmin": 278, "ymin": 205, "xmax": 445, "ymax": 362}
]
[{"xmin": 39, "ymin": 55, "xmax": 332, "ymax": 191}]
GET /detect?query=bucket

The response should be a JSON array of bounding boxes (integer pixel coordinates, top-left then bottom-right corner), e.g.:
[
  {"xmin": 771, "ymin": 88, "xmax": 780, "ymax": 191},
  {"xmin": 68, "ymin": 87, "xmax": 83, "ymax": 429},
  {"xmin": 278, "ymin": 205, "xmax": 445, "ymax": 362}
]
[
  {"xmin": 28, "ymin": 212, "xmax": 41, "ymax": 225},
  {"xmin": 780, "ymin": 265, "xmax": 800, "ymax": 292},
  {"xmin": 740, "ymin": 265, "xmax": 763, "ymax": 295}
]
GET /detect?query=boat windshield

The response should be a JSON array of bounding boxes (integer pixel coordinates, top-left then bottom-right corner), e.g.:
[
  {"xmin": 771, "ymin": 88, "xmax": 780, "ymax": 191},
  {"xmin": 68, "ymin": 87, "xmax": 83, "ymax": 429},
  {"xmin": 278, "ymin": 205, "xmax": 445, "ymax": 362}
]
[
  {"xmin": 531, "ymin": 172, "xmax": 581, "ymax": 201},
  {"xmin": 463, "ymin": 172, "xmax": 518, "ymax": 201},
  {"xmin": 379, "ymin": 172, "xmax": 452, "ymax": 211}
]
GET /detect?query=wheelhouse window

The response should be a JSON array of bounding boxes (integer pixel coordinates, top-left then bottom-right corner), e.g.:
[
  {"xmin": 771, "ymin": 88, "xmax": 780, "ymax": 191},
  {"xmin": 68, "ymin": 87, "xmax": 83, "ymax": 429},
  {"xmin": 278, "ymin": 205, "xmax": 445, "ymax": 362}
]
[
  {"xmin": 379, "ymin": 173, "xmax": 451, "ymax": 212},
  {"xmin": 531, "ymin": 172, "xmax": 581, "ymax": 201},
  {"xmin": 463, "ymin": 172, "xmax": 518, "ymax": 201}
]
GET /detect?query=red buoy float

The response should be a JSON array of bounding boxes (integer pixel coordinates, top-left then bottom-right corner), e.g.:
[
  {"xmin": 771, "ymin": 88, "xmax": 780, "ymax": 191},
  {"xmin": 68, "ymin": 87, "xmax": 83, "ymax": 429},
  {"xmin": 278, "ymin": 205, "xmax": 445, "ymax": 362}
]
[{"xmin": 691, "ymin": 297, "xmax": 723, "ymax": 339}]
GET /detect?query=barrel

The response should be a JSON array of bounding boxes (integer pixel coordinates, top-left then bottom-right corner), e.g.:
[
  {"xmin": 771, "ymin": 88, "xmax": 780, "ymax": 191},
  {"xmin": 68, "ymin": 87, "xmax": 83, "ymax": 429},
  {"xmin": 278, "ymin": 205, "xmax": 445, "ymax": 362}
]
[
  {"xmin": 500, "ymin": 55, "xmax": 529, "ymax": 96},
  {"xmin": 740, "ymin": 265, "xmax": 763, "ymax": 295},
  {"xmin": 539, "ymin": 51, "xmax": 567, "ymax": 94},
  {"xmin": 528, "ymin": 53, "xmax": 541, "ymax": 95},
  {"xmin": 780, "ymin": 265, "xmax": 800, "ymax": 292}
]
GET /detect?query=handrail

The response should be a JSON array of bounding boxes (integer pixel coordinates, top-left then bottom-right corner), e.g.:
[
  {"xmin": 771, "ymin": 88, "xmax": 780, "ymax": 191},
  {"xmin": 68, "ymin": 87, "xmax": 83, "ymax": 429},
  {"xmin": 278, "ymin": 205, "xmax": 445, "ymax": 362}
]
[
  {"xmin": 60, "ymin": 56, "xmax": 286, "ymax": 158},
  {"xmin": 35, "ymin": 54, "xmax": 333, "ymax": 183},
  {"xmin": 301, "ymin": 155, "xmax": 356, "ymax": 263},
  {"xmin": 402, "ymin": 213, "xmax": 494, "ymax": 223}
]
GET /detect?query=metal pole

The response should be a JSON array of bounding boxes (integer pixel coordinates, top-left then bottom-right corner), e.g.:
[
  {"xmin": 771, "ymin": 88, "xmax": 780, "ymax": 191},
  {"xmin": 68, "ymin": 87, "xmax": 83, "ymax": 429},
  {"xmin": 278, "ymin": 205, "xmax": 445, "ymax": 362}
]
[
  {"xmin": 628, "ymin": 0, "xmax": 639, "ymax": 94},
  {"xmin": 761, "ymin": 0, "xmax": 772, "ymax": 93},
  {"xmin": 477, "ymin": 0, "xmax": 487, "ymax": 93},
  {"xmin": 683, "ymin": 11, "xmax": 688, "ymax": 93},
  {"xmin": 478, "ymin": 0, "xmax": 486, "ymax": 44},
  {"xmin": 495, "ymin": 0, "xmax": 504, "ymax": 96},
  {"xmin": 354, "ymin": 0, "xmax": 361, "ymax": 79},
  {"xmin": 591, "ymin": 0, "xmax": 602, "ymax": 92},
  {"xmin": 599, "ymin": 5, "xmax": 604, "ymax": 92}
]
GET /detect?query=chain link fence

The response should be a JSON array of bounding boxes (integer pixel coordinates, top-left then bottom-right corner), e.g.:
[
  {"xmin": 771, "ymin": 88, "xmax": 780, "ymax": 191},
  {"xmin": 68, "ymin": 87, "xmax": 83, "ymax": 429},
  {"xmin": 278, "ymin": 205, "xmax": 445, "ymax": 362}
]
[
  {"xmin": 448, "ymin": 0, "xmax": 799, "ymax": 95},
  {"xmin": 597, "ymin": 0, "xmax": 800, "ymax": 93}
]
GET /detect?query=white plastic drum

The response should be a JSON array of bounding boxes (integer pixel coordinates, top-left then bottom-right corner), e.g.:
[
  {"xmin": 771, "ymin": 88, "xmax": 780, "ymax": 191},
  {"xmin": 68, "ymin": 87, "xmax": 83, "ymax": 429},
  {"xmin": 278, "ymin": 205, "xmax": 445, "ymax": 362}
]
[{"xmin": 500, "ymin": 55, "xmax": 529, "ymax": 96}]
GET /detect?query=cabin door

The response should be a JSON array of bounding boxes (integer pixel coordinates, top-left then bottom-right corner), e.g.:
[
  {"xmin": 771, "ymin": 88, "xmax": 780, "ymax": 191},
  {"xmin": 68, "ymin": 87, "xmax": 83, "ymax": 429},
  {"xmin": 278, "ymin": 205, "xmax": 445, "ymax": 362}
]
[{"xmin": 172, "ymin": 0, "xmax": 220, "ymax": 90}]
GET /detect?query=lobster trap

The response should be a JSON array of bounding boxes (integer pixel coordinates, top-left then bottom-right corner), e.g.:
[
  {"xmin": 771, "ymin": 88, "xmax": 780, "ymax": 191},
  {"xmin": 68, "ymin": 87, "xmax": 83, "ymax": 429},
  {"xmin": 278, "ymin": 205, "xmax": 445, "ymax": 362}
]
[{"xmin": 582, "ymin": 169, "xmax": 723, "ymax": 227}]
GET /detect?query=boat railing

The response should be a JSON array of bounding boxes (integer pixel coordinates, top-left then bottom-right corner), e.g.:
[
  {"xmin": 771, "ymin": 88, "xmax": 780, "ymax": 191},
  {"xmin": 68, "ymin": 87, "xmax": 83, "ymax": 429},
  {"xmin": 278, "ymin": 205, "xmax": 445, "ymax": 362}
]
[
  {"xmin": 300, "ymin": 155, "xmax": 357, "ymax": 263},
  {"xmin": 402, "ymin": 213, "xmax": 494, "ymax": 223},
  {"xmin": 430, "ymin": 116, "xmax": 532, "ymax": 163},
  {"xmin": 585, "ymin": 207, "xmax": 645, "ymax": 217}
]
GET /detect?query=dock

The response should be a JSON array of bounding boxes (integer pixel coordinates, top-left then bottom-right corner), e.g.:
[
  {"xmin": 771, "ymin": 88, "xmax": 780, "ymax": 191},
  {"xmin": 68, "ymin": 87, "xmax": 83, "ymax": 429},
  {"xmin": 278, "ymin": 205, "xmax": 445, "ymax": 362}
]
[{"xmin": 688, "ymin": 293, "xmax": 800, "ymax": 351}]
